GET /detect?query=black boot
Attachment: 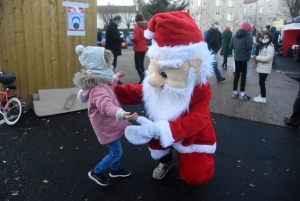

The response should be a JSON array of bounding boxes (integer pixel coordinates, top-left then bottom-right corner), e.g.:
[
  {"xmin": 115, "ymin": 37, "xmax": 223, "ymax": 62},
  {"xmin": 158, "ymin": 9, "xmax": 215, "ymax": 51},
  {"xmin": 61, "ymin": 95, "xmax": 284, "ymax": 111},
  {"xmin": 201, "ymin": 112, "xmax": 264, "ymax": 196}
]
[{"xmin": 224, "ymin": 64, "xmax": 227, "ymax": 70}]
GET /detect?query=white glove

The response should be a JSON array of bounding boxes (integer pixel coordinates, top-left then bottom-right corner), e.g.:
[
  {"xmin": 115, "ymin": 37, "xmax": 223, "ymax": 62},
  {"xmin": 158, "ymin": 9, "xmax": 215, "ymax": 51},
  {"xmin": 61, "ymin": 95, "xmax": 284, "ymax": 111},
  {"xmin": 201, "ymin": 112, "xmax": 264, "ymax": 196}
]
[
  {"xmin": 77, "ymin": 89, "xmax": 87, "ymax": 103},
  {"xmin": 125, "ymin": 116, "xmax": 159, "ymax": 145}
]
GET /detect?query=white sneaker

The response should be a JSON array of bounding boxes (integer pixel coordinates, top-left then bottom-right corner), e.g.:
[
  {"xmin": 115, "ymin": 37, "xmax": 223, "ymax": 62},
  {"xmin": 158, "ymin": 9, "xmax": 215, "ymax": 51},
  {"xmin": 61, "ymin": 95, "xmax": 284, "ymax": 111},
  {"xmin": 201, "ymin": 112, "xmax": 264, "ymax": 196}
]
[{"xmin": 253, "ymin": 96, "xmax": 266, "ymax": 103}]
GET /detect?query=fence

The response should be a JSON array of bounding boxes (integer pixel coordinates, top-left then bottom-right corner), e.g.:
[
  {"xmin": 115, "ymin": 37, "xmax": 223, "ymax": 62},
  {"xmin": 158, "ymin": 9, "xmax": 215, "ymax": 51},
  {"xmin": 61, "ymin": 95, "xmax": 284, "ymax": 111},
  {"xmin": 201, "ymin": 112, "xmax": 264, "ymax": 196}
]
[{"xmin": 0, "ymin": 0, "xmax": 97, "ymax": 109}]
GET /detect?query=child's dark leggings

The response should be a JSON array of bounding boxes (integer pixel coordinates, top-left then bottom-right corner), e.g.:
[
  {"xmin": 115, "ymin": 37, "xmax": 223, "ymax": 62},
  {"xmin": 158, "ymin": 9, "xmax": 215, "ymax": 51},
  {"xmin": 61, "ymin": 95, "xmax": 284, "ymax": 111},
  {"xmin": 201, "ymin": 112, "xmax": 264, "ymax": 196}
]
[{"xmin": 259, "ymin": 73, "xmax": 268, "ymax": 98}]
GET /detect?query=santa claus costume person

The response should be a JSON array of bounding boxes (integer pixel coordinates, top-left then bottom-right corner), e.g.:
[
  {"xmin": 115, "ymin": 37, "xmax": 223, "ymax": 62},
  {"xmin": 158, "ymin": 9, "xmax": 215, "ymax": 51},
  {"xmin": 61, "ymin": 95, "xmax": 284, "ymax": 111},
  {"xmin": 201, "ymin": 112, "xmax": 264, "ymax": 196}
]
[{"xmin": 79, "ymin": 11, "xmax": 217, "ymax": 184}]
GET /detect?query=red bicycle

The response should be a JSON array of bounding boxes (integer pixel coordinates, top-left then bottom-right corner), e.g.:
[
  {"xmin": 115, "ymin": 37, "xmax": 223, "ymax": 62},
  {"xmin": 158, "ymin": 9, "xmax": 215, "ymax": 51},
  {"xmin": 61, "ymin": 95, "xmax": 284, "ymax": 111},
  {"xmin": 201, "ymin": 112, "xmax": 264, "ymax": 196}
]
[{"xmin": 0, "ymin": 70, "xmax": 25, "ymax": 125}]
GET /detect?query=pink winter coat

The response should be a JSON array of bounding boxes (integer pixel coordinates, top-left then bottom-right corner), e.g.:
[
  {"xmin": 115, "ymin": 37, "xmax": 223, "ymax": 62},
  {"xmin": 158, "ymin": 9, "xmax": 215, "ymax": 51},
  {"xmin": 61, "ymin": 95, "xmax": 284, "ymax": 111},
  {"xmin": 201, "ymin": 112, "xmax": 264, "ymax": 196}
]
[{"xmin": 73, "ymin": 70, "xmax": 130, "ymax": 145}]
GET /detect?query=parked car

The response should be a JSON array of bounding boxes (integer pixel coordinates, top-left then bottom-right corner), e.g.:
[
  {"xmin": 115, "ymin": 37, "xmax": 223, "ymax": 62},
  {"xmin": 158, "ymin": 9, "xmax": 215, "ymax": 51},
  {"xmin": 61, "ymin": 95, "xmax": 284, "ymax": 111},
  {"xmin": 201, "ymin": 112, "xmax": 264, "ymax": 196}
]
[
  {"xmin": 147, "ymin": 39, "xmax": 152, "ymax": 46},
  {"xmin": 119, "ymin": 31, "xmax": 125, "ymax": 38},
  {"xmin": 126, "ymin": 36, "xmax": 134, "ymax": 46},
  {"xmin": 99, "ymin": 30, "xmax": 127, "ymax": 49}
]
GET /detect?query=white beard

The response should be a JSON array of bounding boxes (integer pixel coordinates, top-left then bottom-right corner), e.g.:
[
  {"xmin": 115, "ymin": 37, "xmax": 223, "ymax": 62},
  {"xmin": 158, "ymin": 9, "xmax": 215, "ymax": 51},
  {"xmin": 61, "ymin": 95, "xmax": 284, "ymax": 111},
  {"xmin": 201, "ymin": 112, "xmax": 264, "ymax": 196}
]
[{"xmin": 142, "ymin": 68, "xmax": 196, "ymax": 121}]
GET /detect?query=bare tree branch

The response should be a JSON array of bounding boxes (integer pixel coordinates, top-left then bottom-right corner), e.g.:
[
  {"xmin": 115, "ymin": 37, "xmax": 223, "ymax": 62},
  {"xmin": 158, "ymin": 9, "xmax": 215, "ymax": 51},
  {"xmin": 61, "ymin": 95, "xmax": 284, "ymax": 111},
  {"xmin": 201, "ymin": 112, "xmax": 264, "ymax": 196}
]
[
  {"xmin": 120, "ymin": 6, "xmax": 137, "ymax": 36},
  {"xmin": 97, "ymin": 5, "xmax": 122, "ymax": 28},
  {"xmin": 287, "ymin": 0, "xmax": 300, "ymax": 18}
]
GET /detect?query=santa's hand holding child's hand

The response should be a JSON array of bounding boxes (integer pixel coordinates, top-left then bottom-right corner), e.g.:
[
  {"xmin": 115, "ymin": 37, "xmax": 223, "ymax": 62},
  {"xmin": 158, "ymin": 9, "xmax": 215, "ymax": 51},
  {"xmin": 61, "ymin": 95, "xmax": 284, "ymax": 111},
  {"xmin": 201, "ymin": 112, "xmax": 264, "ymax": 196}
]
[
  {"xmin": 116, "ymin": 71, "xmax": 125, "ymax": 79},
  {"xmin": 125, "ymin": 116, "xmax": 159, "ymax": 145}
]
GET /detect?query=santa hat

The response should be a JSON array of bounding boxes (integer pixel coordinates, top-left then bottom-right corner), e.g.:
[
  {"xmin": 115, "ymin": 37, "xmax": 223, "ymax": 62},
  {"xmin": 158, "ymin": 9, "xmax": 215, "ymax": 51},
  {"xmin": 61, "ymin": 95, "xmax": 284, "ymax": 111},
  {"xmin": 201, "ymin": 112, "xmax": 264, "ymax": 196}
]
[
  {"xmin": 75, "ymin": 45, "xmax": 114, "ymax": 78},
  {"xmin": 144, "ymin": 11, "xmax": 213, "ymax": 84}
]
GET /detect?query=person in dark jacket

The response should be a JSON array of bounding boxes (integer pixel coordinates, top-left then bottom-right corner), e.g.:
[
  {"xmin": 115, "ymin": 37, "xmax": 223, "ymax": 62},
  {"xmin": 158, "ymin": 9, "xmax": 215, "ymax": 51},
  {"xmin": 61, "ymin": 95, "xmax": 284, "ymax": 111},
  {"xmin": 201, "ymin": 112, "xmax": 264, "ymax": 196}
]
[
  {"xmin": 265, "ymin": 25, "xmax": 271, "ymax": 34},
  {"xmin": 130, "ymin": 13, "xmax": 148, "ymax": 84},
  {"xmin": 106, "ymin": 15, "xmax": 125, "ymax": 84},
  {"xmin": 270, "ymin": 26, "xmax": 279, "ymax": 65},
  {"xmin": 205, "ymin": 21, "xmax": 226, "ymax": 82},
  {"xmin": 254, "ymin": 27, "xmax": 263, "ymax": 56},
  {"xmin": 284, "ymin": 81, "xmax": 300, "ymax": 129},
  {"xmin": 97, "ymin": 28, "xmax": 102, "ymax": 47},
  {"xmin": 229, "ymin": 22, "xmax": 253, "ymax": 101},
  {"xmin": 221, "ymin": 26, "xmax": 233, "ymax": 70}
]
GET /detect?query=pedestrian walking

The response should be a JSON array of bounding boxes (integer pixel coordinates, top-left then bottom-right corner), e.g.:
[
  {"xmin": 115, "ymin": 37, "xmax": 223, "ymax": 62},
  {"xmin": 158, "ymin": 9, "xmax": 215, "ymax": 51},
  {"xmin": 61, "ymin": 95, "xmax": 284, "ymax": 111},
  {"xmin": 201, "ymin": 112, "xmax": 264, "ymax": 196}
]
[
  {"xmin": 220, "ymin": 26, "xmax": 232, "ymax": 70},
  {"xmin": 205, "ymin": 21, "xmax": 226, "ymax": 82},
  {"xmin": 229, "ymin": 22, "xmax": 253, "ymax": 100},
  {"xmin": 265, "ymin": 25, "xmax": 271, "ymax": 34},
  {"xmin": 254, "ymin": 27, "xmax": 263, "ymax": 56},
  {"xmin": 253, "ymin": 32, "xmax": 274, "ymax": 104},
  {"xmin": 97, "ymin": 28, "xmax": 102, "ymax": 47},
  {"xmin": 270, "ymin": 26, "xmax": 279, "ymax": 65},
  {"xmin": 73, "ymin": 45, "xmax": 138, "ymax": 186},
  {"xmin": 105, "ymin": 15, "xmax": 126, "ymax": 84},
  {"xmin": 130, "ymin": 13, "xmax": 148, "ymax": 84},
  {"xmin": 284, "ymin": 80, "xmax": 300, "ymax": 129},
  {"xmin": 250, "ymin": 27, "xmax": 256, "ymax": 57}
]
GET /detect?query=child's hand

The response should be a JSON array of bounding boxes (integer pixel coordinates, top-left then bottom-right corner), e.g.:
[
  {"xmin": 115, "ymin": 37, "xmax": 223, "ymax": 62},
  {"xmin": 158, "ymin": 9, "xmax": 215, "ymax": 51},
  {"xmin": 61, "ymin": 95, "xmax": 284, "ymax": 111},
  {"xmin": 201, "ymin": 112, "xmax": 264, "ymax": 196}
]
[
  {"xmin": 116, "ymin": 71, "xmax": 125, "ymax": 79},
  {"xmin": 123, "ymin": 112, "xmax": 138, "ymax": 121}
]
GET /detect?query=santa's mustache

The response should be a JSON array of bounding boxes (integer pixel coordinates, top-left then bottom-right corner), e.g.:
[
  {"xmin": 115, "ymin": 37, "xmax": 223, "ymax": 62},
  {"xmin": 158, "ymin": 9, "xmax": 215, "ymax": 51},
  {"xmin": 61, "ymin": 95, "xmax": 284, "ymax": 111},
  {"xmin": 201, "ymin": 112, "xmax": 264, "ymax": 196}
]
[{"xmin": 142, "ymin": 68, "xmax": 196, "ymax": 98}]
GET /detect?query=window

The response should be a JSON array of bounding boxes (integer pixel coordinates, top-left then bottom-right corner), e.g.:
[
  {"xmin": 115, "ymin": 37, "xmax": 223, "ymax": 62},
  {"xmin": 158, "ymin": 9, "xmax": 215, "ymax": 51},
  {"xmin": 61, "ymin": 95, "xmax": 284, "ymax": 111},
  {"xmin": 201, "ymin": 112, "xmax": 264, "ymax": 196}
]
[
  {"xmin": 281, "ymin": 5, "xmax": 285, "ymax": 12},
  {"xmin": 216, "ymin": 0, "xmax": 221, "ymax": 6},
  {"xmin": 191, "ymin": 0, "xmax": 194, "ymax": 8},
  {"xmin": 198, "ymin": 0, "xmax": 201, "ymax": 6},
  {"xmin": 228, "ymin": 0, "xmax": 233, "ymax": 7},
  {"xmin": 243, "ymin": 18, "xmax": 247, "ymax": 22},
  {"xmin": 267, "ymin": 17, "xmax": 271, "ymax": 24},
  {"xmin": 215, "ymin": 12, "xmax": 220, "ymax": 20},
  {"xmin": 249, "ymin": 6, "xmax": 252, "ymax": 12},
  {"xmin": 227, "ymin": 13, "xmax": 232, "ymax": 21},
  {"xmin": 196, "ymin": 12, "xmax": 200, "ymax": 20},
  {"xmin": 248, "ymin": 17, "xmax": 252, "ymax": 24},
  {"xmin": 259, "ymin": 6, "xmax": 263, "ymax": 13},
  {"xmin": 258, "ymin": 18, "xmax": 262, "ymax": 25},
  {"xmin": 268, "ymin": 5, "xmax": 272, "ymax": 12},
  {"xmin": 244, "ymin": 7, "xmax": 247, "ymax": 13}
]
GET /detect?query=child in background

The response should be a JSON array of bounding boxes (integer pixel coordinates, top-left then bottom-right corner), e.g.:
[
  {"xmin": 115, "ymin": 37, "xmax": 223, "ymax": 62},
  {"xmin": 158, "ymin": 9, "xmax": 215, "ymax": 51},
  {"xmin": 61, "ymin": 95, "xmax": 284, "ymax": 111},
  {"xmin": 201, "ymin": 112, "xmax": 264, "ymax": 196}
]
[
  {"xmin": 73, "ymin": 45, "xmax": 138, "ymax": 186},
  {"xmin": 253, "ymin": 32, "xmax": 274, "ymax": 103}
]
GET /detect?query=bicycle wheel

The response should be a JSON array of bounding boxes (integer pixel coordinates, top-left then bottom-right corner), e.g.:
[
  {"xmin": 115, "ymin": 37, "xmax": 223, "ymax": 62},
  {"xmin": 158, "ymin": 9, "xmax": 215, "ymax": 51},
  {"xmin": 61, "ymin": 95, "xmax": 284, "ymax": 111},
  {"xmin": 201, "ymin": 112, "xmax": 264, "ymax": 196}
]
[{"xmin": 4, "ymin": 96, "xmax": 23, "ymax": 125}]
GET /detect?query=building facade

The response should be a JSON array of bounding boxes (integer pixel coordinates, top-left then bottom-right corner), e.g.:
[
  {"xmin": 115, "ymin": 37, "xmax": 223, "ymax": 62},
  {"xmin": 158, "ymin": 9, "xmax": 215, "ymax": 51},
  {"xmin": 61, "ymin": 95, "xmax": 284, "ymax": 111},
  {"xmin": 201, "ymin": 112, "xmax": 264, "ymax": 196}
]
[
  {"xmin": 175, "ymin": 0, "xmax": 244, "ymax": 33},
  {"xmin": 243, "ymin": 0, "xmax": 292, "ymax": 31}
]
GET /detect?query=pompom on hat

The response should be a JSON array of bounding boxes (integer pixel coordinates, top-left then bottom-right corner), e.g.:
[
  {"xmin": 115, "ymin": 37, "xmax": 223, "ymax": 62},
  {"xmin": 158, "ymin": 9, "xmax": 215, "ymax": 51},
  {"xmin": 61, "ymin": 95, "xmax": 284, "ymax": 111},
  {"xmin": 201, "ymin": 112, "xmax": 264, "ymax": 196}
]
[
  {"xmin": 75, "ymin": 45, "xmax": 114, "ymax": 78},
  {"xmin": 144, "ymin": 11, "xmax": 214, "ymax": 85}
]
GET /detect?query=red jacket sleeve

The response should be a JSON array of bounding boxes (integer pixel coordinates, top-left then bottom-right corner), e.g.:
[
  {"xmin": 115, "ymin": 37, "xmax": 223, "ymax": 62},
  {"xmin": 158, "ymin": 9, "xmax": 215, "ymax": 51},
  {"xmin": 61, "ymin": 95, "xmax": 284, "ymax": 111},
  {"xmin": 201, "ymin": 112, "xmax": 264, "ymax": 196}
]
[{"xmin": 114, "ymin": 83, "xmax": 143, "ymax": 105}]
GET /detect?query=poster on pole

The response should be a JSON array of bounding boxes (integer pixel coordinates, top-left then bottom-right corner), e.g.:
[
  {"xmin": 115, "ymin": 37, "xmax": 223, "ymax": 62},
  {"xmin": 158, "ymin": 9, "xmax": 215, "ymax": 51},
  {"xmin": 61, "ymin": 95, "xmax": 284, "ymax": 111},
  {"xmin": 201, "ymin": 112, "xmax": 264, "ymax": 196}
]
[{"xmin": 62, "ymin": 1, "xmax": 89, "ymax": 36}]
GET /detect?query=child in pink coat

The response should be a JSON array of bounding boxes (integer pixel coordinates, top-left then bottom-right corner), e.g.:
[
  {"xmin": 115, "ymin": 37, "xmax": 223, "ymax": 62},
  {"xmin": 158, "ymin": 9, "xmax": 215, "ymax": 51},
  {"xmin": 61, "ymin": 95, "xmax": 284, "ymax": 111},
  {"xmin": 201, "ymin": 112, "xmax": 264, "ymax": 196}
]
[{"xmin": 73, "ymin": 45, "xmax": 138, "ymax": 186}]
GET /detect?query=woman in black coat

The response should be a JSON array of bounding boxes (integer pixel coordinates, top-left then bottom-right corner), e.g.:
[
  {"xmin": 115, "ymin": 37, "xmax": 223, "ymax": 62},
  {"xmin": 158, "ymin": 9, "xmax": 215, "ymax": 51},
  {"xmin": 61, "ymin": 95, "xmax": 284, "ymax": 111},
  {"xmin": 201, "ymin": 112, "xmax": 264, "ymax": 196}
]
[{"xmin": 105, "ymin": 15, "xmax": 125, "ymax": 70}]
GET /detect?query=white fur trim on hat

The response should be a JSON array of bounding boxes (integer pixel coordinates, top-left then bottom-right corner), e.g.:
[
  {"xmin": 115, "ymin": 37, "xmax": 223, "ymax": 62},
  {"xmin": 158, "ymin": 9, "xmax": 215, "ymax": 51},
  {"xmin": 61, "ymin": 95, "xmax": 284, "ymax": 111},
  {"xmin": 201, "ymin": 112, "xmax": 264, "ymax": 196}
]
[
  {"xmin": 147, "ymin": 40, "xmax": 214, "ymax": 85},
  {"xmin": 172, "ymin": 141, "xmax": 216, "ymax": 154},
  {"xmin": 144, "ymin": 29, "xmax": 155, "ymax": 39}
]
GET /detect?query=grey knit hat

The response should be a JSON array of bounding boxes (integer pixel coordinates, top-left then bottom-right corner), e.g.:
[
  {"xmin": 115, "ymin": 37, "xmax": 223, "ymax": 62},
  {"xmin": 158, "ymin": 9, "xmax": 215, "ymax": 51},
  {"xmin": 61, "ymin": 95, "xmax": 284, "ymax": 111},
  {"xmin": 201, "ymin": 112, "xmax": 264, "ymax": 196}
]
[{"xmin": 75, "ymin": 45, "xmax": 114, "ymax": 77}]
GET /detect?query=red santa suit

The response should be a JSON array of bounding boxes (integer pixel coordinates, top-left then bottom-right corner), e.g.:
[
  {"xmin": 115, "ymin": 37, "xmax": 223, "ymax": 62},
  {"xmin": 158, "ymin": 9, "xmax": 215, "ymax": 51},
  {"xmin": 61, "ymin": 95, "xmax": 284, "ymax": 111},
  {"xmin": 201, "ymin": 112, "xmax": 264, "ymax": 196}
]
[
  {"xmin": 115, "ymin": 82, "xmax": 216, "ymax": 184},
  {"xmin": 115, "ymin": 11, "xmax": 217, "ymax": 184}
]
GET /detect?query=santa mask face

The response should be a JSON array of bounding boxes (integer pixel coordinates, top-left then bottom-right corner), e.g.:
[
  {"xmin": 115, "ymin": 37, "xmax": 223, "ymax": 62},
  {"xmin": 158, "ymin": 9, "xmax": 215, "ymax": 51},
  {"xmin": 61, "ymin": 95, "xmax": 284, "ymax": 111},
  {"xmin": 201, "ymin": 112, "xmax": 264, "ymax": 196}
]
[{"xmin": 147, "ymin": 57, "xmax": 202, "ymax": 89}]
